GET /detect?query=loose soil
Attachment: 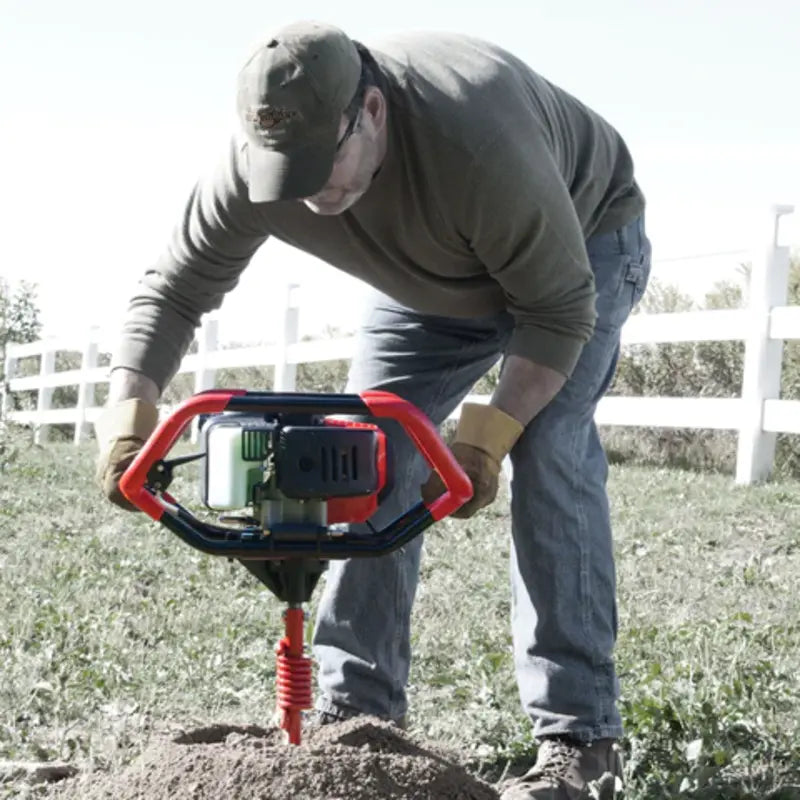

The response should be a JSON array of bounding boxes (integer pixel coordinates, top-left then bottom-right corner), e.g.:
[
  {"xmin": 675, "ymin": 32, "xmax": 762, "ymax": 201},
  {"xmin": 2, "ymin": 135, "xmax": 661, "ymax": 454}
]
[{"xmin": 46, "ymin": 717, "xmax": 501, "ymax": 800}]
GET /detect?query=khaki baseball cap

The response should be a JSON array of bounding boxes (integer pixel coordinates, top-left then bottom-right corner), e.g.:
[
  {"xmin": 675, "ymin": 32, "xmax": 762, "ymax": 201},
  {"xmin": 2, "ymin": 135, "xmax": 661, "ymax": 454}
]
[{"xmin": 236, "ymin": 21, "xmax": 361, "ymax": 203}]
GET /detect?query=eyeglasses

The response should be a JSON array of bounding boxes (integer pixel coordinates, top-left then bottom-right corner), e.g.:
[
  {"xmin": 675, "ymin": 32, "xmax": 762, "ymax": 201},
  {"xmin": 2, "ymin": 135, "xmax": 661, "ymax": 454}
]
[{"xmin": 335, "ymin": 108, "xmax": 361, "ymax": 155}]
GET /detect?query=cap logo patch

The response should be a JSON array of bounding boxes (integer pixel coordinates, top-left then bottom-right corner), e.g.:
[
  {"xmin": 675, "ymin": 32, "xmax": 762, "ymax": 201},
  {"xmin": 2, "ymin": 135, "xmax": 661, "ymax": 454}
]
[{"xmin": 246, "ymin": 106, "xmax": 301, "ymax": 131}]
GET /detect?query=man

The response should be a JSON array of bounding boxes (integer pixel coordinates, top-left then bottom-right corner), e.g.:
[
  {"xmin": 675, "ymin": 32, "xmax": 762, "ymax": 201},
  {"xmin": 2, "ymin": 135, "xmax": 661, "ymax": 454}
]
[{"xmin": 95, "ymin": 20, "xmax": 650, "ymax": 799}]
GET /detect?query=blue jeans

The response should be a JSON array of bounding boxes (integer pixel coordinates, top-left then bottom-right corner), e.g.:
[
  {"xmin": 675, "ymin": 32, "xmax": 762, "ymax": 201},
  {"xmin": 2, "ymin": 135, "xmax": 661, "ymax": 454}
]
[{"xmin": 312, "ymin": 215, "xmax": 651, "ymax": 741}]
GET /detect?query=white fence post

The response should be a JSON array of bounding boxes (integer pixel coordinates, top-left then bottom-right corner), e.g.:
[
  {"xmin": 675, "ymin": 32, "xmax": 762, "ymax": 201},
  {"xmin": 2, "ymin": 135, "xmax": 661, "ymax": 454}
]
[
  {"xmin": 35, "ymin": 344, "xmax": 55, "ymax": 445},
  {"xmin": 735, "ymin": 204, "xmax": 794, "ymax": 484},
  {"xmin": 273, "ymin": 284, "xmax": 299, "ymax": 392},
  {"xmin": 194, "ymin": 317, "xmax": 219, "ymax": 393},
  {"xmin": 190, "ymin": 317, "xmax": 219, "ymax": 444},
  {"xmin": 73, "ymin": 328, "xmax": 99, "ymax": 444}
]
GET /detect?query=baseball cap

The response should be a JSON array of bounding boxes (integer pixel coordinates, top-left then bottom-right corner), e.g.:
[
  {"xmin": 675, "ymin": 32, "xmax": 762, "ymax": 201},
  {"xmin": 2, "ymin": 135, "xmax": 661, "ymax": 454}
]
[{"xmin": 236, "ymin": 21, "xmax": 362, "ymax": 203}]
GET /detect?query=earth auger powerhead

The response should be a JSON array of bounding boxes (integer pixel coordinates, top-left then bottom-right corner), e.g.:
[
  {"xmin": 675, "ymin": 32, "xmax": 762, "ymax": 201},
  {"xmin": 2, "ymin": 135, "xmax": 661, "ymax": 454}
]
[{"xmin": 119, "ymin": 390, "xmax": 472, "ymax": 745}]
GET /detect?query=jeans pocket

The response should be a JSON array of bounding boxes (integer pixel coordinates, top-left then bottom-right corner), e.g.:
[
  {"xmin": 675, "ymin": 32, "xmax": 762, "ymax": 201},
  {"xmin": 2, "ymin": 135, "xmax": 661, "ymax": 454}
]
[{"xmin": 592, "ymin": 245, "xmax": 651, "ymax": 332}]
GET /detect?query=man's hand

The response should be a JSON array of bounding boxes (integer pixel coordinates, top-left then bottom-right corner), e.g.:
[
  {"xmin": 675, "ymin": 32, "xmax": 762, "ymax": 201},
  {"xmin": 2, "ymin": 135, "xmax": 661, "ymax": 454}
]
[
  {"xmin": 94, "ymin": 398, "xmax": 159, "ymax": 511},
  {"xmin": 421, "ymin": 403, "xmax": 524, "ymax": 518}
]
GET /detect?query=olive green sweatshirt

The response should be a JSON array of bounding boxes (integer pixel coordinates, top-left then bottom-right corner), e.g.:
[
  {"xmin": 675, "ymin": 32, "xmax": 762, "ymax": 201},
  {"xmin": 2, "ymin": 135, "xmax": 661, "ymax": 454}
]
[{"xmin": 114, "ymin": 32, "xmax": 644, "ymax": 391}]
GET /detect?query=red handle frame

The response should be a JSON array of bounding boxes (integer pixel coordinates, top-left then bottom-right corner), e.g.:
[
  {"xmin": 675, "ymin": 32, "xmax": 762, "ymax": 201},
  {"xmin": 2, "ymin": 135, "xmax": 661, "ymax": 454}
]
[
  {"xmin": 120, "ymin": 389, "xmax": 472, "ymax": 524},
  {"xmin": 120, "ymin": 390, "xmax": 243, "ymax": 520},
  {"xmin": 359, "ymin": 390, "xmax": 472, "ymax": 521}
]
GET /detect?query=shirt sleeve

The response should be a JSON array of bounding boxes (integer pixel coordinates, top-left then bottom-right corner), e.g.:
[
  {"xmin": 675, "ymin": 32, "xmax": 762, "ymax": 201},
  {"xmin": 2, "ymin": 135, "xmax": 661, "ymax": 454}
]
[
  {"xmin": 112, "ymin": 135, "xmax": 270, "ymax": 391},
  {"xmin": 463, "ymin": 136, "xmax": 597, "ymax": 377}
]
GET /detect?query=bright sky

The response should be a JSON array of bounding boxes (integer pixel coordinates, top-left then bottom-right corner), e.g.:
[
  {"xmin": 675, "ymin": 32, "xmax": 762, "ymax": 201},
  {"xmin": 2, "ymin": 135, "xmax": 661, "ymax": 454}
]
[{"xmin": 2, "ymin": 0, "xmax": 798, "ymax": 342}]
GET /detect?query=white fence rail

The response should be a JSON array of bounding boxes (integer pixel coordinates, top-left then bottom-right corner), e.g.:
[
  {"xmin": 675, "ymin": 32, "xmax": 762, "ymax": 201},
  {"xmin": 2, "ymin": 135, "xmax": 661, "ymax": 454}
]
[{"xmin": 2, "ymin": 206, "xmax": 797, "ymax": 485}]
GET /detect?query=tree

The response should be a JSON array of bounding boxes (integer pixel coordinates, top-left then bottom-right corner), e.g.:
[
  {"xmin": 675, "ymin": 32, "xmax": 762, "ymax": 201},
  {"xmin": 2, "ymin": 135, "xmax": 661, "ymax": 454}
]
[{"xmin": 0, "ymin": 278, "xmax": 41, "ymax": 382}]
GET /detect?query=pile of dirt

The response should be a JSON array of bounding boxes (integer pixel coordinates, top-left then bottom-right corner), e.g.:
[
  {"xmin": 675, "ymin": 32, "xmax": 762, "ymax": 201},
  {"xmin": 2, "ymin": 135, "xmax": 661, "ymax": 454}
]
[{"xmin": 48, "ymin": 717, "xmax": 500, "ymax": 800}]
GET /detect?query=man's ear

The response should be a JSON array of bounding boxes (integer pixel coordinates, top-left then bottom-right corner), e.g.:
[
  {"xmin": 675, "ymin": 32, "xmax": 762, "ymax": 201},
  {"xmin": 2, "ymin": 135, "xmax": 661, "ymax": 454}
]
[{"xmin": 363, "ymin": 86, "xmax": 387, "ymax": 131}]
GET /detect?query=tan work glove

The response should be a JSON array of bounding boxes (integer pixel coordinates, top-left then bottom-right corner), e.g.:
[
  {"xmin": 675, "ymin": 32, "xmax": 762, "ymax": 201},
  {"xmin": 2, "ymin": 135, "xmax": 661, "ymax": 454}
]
[
  {"xmin": 421, "ymin": 403, "xmax": 524, "ymax": 519},
  {"xmin": 94, "ymin": 399, "xmax": 159, "ymax": 511}
]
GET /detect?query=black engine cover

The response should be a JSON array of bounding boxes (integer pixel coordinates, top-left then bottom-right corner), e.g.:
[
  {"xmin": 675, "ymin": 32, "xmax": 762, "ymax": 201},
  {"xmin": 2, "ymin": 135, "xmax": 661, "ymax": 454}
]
[{"xmin": 276, "ymin": 426, "xmax": 381, "ymax": 498}]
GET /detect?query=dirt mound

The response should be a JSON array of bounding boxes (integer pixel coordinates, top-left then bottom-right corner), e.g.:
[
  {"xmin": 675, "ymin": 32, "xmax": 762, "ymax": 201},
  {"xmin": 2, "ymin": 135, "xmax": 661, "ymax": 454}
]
[{"xmin": 49, "ymin": 717, "xmax": 500, "ymax": 800}]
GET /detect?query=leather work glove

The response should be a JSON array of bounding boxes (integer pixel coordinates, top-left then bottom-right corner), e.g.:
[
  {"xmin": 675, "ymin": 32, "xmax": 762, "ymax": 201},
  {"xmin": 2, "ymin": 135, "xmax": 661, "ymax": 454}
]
[
  {"xmin": 94, "ymin": 398, "xmax": 159, "ymax": 511},
  {"xmin": 421, "ymin": 403, "xmax": 524, "ymax": 519}
]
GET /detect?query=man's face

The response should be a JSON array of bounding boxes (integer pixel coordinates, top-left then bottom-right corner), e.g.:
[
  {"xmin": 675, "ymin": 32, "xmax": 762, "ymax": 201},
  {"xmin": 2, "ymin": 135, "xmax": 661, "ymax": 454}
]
[{"xmin": 302, "ymin": 100, "xmax": 382, "ymax": 216}]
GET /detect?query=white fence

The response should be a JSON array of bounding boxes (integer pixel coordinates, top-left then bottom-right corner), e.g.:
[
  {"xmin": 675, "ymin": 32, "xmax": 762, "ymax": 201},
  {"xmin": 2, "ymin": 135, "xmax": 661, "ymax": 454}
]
[{"xmin": 3, "ymin": 206, "xmax": 798, "ymax": 485}]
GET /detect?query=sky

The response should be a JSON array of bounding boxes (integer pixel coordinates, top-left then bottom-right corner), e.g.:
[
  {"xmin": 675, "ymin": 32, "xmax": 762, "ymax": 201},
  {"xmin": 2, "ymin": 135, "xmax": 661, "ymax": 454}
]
[{"xmin": 1, "ymin": 0, "xmax": 799, "ymax": 342}]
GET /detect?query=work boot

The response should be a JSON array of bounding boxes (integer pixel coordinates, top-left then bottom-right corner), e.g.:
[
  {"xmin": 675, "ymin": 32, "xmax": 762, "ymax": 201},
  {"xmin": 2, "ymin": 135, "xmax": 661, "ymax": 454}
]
[{"xmin": 500, "ymin": 737, "xmax": 623, "ymax": 800}]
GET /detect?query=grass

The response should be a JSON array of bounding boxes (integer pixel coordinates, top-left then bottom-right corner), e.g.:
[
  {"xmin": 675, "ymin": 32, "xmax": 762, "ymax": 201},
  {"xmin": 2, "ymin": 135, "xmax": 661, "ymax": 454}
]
[{"xmin": 1, "ymin": 429, "xmax": 799, "ymax": 798}]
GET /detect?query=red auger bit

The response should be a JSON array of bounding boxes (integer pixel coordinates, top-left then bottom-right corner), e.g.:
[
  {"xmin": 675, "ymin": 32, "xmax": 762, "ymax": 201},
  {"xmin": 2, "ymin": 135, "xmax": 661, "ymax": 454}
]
[{"xmin": 120, "ymin": 390, "xmax": 472, "ymax": 745}]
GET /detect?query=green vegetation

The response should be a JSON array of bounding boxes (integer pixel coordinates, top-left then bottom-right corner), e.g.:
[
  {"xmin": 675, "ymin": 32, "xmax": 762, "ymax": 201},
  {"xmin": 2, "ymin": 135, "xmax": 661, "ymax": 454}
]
[{"xmin": 1, "ymin": 436, "xmax": 798, "ymax": 798}]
